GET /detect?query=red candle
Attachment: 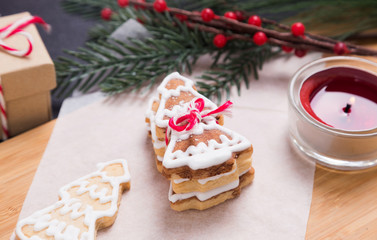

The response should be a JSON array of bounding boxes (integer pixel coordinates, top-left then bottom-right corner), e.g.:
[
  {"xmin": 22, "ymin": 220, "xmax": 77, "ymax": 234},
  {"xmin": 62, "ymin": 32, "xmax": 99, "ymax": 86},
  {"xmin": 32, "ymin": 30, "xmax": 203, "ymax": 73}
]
[{"xmin": 300, "ymin": 67, "xmax": 377, "ymax": 131}]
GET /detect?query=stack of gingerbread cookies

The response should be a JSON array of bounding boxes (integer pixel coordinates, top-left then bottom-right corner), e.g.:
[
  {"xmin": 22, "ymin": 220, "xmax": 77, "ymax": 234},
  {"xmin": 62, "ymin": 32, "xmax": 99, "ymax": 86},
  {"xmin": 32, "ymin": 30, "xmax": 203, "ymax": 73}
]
[{"xmin": 146, "ymin": 72, "xmax": 254, "ymax": 211}]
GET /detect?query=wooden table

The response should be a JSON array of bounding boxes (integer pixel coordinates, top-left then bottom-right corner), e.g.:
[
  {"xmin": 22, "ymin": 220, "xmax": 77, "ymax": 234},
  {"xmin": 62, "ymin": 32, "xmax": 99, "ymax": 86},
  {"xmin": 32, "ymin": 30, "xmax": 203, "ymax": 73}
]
[
  {"xmin": 0, "ymin": 121, "xmax": 56, "ymax": 240},
  {"xmin": 1, "ymin": 119, "xmax": 377, "ymax": 240}
]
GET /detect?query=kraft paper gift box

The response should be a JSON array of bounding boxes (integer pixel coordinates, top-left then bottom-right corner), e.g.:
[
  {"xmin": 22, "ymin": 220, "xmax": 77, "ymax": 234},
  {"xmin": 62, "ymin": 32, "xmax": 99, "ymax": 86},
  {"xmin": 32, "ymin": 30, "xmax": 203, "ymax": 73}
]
[{"xmin": 0, "ymin": 12, "xmax": 56, "ymax": 139}]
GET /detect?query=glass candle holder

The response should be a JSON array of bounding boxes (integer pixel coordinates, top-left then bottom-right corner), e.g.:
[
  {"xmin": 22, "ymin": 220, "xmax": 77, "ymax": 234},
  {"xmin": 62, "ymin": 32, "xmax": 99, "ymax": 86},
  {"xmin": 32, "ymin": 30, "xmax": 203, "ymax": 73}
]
[{"xmin": 288, "ymin": 56, "xmax": 377, "ymax": 170}]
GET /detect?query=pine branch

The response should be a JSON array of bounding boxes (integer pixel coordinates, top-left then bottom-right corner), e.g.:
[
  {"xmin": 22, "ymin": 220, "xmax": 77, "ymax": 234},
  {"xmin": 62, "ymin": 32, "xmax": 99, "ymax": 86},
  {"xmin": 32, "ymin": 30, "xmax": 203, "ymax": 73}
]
[
  {"xmin": 55, "ymin": 6, "xmax": 277, "ymax": 101},
  {"xmin": 56, "ymin": 0, "xmax": 377, "ymax": 102},
  {"xmin": 58, "ymin": 0, "xmax": 377, "ymax": 103},
  {"xmin": 54, "ymin": 9, "xmax": 213, "ymax": 98},
  {"xmin": 87, "ymin": 21, "xmax": 123, "ymax": 40},
  {"xmin": 62, "ymin": 0, "xmax": 377, "ymax": 40},
  {"xmin": 61, "ymin": 0, "xmax": 118, "ymax": 18},
  {"xmin": 125, "ymin": 0, "xmax": 377, "ymax": 56},
  {"xmin": 197, "ymin": 44, "xmax": 279, "ymax": 101}
]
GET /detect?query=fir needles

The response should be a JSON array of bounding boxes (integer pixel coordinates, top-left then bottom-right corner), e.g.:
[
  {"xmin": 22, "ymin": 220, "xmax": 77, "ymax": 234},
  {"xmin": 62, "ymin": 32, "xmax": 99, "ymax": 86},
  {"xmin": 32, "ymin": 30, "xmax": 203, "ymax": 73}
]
[{"xmin": 55, "ymin": 6, "xmax": 276, "ymax": 101}]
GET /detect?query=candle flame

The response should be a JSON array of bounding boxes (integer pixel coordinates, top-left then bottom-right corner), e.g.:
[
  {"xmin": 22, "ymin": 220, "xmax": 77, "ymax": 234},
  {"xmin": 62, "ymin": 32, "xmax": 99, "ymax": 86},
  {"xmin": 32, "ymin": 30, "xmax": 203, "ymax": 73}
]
[{"xmin": 349, "ymin": 96, "xmax": 356, "ymax": 105}]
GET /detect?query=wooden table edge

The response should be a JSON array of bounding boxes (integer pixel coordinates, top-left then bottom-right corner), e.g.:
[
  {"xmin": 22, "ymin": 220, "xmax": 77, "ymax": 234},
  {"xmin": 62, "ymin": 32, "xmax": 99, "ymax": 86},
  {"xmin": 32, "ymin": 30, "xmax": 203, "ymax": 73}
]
[{"xmin": 0, "ymin": 120, "xmax": 56, "ymax": 240}]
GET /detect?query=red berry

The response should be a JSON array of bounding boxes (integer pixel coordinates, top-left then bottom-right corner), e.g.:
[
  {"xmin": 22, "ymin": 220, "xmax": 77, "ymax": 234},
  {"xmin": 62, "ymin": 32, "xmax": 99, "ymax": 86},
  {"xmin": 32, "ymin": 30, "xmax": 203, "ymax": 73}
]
[
  {"xmin": 213, "ymin": 34, "xmax": 227, "ymax": 48},
  {"xmin": 224, "ymin": 11, "xmax": 237, "ymax": 20},
  {"xmin": 294, "ymin": 49, "xmax": 307, "ymax": 58},
  {"xmin": 248, "ymin": 15, "xmax": 262, "ymax": 27},
  {"xmin": 334, "ymin": 42, "xmax": 349, "ymax": 55},
  {"xmin": 134, "ymin": 0, "xmax": 146, "ymax": 10},
  {"xmin": 153, "ymin": 0, "xmax": 167, "ymax": 13},
  {"xmin": 253, "ymin": 32, "xmax": 267, "ymax": 46},
  {"xmin": 234, "ymin": 11, "xmax": 245, "ymax": 21},
  {"xmin": 101, "ymin": 8, "xmax": 112, "ymax": 21},
  {"xmin": 118, "ymin": 0, "xmax": 129, "ymax": 7},
  {"xmin": 136, "ymin": 18, "xmax": 144, "ymax": 24},
  {"xmin": 175, "ymin": 14, "xmax": 188, "ymax": 22},
  {"xmin": 282, "ymin": 45, "xmax": 293, "ymax": 53},
  {"xmin": 291, "ymin": 22, "xmax": 305, "ymax": 36},
  {"xmin": 201, "ymin": 8, "xmax": 215, "ymax": 22}
]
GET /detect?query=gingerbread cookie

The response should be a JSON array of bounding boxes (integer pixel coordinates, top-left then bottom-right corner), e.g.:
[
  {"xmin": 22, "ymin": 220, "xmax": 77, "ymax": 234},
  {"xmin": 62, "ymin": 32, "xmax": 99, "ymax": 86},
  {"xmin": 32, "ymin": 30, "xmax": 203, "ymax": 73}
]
[
  {"xmin": 145, "ymin": 72, "xmax": 224, "ymax": 172},
  {"xmin": 15, "ymin": 159, "xmax": 131, "ymax": 240},
  {"xmin": 169, "ymin": 169, "xmax": 254, "ymax": 211},
  {"xmin": 146, "ymin": 72, "xmax": 254, "ymax": 211},
  {"xmin": 165, "ymin": 119, "xmax": 254, "ymax": 211}
]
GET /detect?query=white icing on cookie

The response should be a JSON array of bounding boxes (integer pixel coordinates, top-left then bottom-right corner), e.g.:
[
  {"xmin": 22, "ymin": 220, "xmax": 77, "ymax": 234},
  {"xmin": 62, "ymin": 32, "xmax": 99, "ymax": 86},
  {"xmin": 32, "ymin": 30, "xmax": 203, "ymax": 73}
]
[
  {"xmin": 145, "ymin": 72, "xmax": 221, "ymax": 162},
  {"xmin": 153, "ymin": 139, "xmax": 165, "ymax": 149},
  {"xmin": 163, "ymin": 121, "xmax": 251, "ymax": 170},
  {"xmin": 154, "ymin": 72, "xmax": 218, "ymax": 129},
  {"xmin": 198, "ymin": 167, "xmax": 237, "ymax": 184},
  {"xmin": 169, "ymin": 178, "xmax": 239, "ymax": 203},
  {"xmin": 173, "ymin": 178, "xmax": 189, "ymax": 184},
  {"xmin": 239, "ymin": 167, "xmax": 252, "ymax": 176},
  {"xmin": 15, "ymin": 159, "xmax": 131, "ymax": 240},
  {"xmin": 173, "ymin": 167, "xmax": 237, "ymax": 185},
  {"xmin": 146, "ymin": 96, "xmax": 166, "ymax": 151},
  {"xmin": 145, "ymin": 95, "xmax": 159, "ymax": 125}
]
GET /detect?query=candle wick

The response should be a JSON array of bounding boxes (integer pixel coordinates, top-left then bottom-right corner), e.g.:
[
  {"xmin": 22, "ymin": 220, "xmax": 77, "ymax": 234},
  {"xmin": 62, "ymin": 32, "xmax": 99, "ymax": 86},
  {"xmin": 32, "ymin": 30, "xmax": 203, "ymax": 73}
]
[{"xmin": 343, "ymin": 103, "xmax": 352, "ymax": 114}]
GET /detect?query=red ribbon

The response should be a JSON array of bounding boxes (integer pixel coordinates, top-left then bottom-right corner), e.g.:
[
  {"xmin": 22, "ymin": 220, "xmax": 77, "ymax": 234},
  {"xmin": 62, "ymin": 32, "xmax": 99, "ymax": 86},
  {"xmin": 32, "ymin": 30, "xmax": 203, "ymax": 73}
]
[
  {"xmin": 165, "ymin": 98, "xmax": 232, "ymax": 145},
  {"xmin": 0, "ymin": 16, "xmax": 50, "ymax": 57}
]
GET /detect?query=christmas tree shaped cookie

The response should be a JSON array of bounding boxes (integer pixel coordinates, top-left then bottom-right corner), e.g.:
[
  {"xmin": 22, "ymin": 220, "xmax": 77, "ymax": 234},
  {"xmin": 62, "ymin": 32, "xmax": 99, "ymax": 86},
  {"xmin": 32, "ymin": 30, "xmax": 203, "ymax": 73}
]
[
  {"xmin": 146, "ymin": 73, "xmax": 254, "ymax": 211},
  {"xmin": 165, "ymin": 120, "xmax": 254, "ymax": 211},
  {"xmin": 15, "ymin": 159, "xmax": 131, "ymax": 240},
  {"xmin": 145, "ymin": 72, "xmax": 224, "ymax": 172}
]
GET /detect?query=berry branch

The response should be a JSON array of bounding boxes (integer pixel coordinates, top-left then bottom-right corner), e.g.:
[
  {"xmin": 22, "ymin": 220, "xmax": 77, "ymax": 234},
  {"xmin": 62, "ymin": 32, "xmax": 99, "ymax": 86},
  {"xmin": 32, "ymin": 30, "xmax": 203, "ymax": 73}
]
[
  {"xmin": 56, "ymin": 2, "xmax": 279, "ymax": 100},
  {"xmin": 119, "ymin": 0, "xmax": 377, "ymax": 56},
  {"xmin": 57, "ymin": 0, "xmax": 377, "ymax": 102}
]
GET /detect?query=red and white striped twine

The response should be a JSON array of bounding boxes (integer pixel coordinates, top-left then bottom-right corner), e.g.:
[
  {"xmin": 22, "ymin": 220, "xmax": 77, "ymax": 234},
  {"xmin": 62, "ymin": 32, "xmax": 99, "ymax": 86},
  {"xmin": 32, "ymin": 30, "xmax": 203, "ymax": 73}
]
[
  {"xmin": 0, "ymin": 15, "xmax": 50, "ymax": 140},
  {"xmin": 0, "ymin": 80, "xmax": 8, "ymax": 140}
]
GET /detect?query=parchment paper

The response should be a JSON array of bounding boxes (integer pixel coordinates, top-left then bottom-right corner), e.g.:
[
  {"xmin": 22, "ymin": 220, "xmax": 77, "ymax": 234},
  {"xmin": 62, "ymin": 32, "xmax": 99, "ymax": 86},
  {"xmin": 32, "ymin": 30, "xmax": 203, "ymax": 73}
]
[{"xmin": 14, "ymin": 54, "xmax": 320, "ymax": 240}]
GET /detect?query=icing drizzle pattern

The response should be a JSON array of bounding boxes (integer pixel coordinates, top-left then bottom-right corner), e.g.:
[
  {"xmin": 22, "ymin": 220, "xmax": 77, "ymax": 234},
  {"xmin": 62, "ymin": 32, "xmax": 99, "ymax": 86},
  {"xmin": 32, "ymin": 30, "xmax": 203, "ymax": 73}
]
[
  {"xmin": 146, "ymin": 72, "xmax": 253, "ymax": 208},
  {"xmin": 154, "ymin": 72, "xmax": 219, "ymax": 129},
  {"xmin": 169, "ymin": 167, "xmax": 251, "ymax": 202},
  {"xmin": 145, "ymin": 72, "xmax": 222, "ymax": 161},
  {"xmin": 163, "ymin": 120, "xmax": 251, "ymax": 170},
  {"xmin": 15, "ymin": 159, "xmax": 131, "ymax": 240},
  {"xmin": 169, "ymin": 178, "xmax": 239, "ymax": 203},
  {"xmin": 173, "ymin": 167, "xmax": 237, "ymax": 185},
  {"xmin": 145, "ymin": 72, "xmax": 251, "ymax": 170}
]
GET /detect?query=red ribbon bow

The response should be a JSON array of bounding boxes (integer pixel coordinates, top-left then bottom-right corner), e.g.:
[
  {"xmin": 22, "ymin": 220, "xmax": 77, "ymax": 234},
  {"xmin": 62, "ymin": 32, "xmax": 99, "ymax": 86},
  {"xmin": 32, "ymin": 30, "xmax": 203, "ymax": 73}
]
[
  {"xmin": 165, "ymin": 98, "xmax": 232, "ymax": 145},
  {"xmin": 0, "ymin": 16, "xmax": 50, "ymax": 57}
]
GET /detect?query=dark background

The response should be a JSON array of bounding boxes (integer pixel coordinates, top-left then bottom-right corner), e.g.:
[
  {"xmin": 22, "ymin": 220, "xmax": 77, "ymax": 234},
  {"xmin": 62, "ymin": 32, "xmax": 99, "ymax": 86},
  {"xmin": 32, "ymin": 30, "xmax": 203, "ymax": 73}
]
[
  {"xmin": 0, "ymin": 0, "xmax": 96, "ymax": 59},
  {"xmin": 1, "ymin": 0, "xmax": 98, "ymax": 116}
]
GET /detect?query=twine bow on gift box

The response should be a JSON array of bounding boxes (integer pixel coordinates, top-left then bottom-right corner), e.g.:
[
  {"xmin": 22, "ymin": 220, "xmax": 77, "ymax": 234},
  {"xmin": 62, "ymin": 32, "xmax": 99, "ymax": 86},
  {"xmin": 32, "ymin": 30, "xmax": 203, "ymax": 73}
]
[
  {"xmin": 0, "ymin": 15, "xmax": 50, "ymax": 140},
  {"xmin": 165, "ymin": 98, "xmax": 233, "ymax": 145}
]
